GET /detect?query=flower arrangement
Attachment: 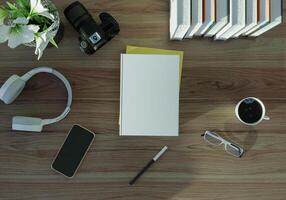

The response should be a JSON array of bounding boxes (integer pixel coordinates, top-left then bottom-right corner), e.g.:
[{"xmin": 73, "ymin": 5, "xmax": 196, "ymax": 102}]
[{"xmin": 0, "ymin": 0, "xmax": 59, "ymax": 59}]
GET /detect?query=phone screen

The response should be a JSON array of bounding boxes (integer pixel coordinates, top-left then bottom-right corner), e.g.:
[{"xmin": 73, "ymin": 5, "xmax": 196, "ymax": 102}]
[{"xmin": 52, "ymin": 125, "xmax": 94, "ymax": 178}]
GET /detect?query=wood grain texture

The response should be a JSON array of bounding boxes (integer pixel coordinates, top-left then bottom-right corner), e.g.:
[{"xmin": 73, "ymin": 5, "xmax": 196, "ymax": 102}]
[{"xmin": 0, "ymin": 0, "xmax": 286, "ymax": 199}]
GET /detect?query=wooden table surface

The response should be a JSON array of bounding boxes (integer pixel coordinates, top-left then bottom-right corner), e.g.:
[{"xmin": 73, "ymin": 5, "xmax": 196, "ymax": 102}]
[{"xmin": 0, "ymin": 0, "xmax": 286, "ymax": 200}]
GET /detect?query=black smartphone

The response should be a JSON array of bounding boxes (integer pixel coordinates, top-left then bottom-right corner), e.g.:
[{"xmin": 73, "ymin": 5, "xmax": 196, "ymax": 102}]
[{"xmin": 51, "ymin": 125, "xmax": 95, "ymax": 178}]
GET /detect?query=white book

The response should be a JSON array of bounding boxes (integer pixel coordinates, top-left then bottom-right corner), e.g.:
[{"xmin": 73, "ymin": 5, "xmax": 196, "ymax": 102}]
[
  {"xmin": 233, "ymin": 0, "xmax": 258, "ymax": 37},
  {"xmin": 185, "ymin": 0, "xmax": 203, "ymax": 38},
  {"xmin": 250, "ymin": 0, "xmax": 283, "ymax": 37},
  {"xmin": 169, "ymin": 0, "xmax": 178, "ymax": 39},
  {"xmin": 120, "ymin": 54, "xmax": 180, "ymax": 136},
  {"xmin": 195, "ymin": 0, "xmax": 216, "ymax": 36},
  {"xmin": 169, "ymin": 0, "xmax": 191, "ymax": 40},
  {"xmin": 214, "ymin": 0, "xmax": 233, "ymax": 39},
  {"xmin": 216, "ymin": 0, "xmax": 246, "ymax": 40},
  {"xmin": 245, "ymin": 0, "xmax": 270, "ymax": 35},
  {"xmin": 205, "ymin": 0, "xmax": 229, "ymax": 37}
]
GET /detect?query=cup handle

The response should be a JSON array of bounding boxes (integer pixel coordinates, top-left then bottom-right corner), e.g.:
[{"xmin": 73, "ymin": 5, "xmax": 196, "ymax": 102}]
[{"xmin": 264, "ymin": 116, "xmax": 270, "ymax": 120}]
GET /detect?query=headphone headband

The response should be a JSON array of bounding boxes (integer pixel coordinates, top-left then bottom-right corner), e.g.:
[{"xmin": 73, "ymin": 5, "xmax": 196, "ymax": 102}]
[{"xmin": 21, "ymin": 67, "xmax": 73, "ymax": 126}]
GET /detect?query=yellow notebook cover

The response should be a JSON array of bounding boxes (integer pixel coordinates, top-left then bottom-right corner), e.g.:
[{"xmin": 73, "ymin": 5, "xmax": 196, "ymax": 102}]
[{"xmin": 126, "ymin": 46, "xmax": 184, "ymax": 84}]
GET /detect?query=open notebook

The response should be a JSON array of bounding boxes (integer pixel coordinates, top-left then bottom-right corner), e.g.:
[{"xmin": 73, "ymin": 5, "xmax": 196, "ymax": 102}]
[{"xmin": 120, "ymin": 54, "xmax": 180, "ymax": 136}]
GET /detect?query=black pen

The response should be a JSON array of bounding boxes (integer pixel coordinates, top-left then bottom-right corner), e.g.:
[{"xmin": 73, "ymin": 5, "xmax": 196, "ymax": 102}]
[{"xmin": 129, "ymin": 146, "xmax": 168, "ymax": 185}]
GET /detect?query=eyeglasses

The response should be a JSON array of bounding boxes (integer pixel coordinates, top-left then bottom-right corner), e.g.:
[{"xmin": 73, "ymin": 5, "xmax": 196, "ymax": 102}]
[{"xmin": 201, "ymin": 131, "xmax": 244, "ymax": 158}]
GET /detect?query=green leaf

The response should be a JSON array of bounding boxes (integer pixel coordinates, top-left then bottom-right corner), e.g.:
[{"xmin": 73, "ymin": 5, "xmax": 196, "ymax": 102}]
[
  {"xmin": 0, "ymin": 8, "xmax": 8, "ymax": 24},
  {"xmin": 6, "ymin": 2, "xmax": 18, "ymax": 10},
  {"xmin": 29, "ymin": 14, "xmax": 52, "ymax": 31},
  {"xmin": 0, "ymin": 7, "xmax": 8, "ymax": 17},
  {"xmin": 9, "ymin": 9, "xmax": 25, "ymax": 19},
  {"xmin": 17, "ymin": 0, "xmax": 30, "ymax": 9},
  {"xmin": 49, "ymin": 38, "xmax": 58, "ymax": 48}
]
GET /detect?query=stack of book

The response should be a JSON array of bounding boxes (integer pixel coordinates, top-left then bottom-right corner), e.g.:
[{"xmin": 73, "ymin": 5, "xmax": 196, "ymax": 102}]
[{"xmin": 170, "ymin": 0, "xmax": 283, "ymax": 40}]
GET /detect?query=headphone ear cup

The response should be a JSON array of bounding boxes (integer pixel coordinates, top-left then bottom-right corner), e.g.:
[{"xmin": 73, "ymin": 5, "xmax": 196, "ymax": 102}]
[
  {"xmin": 12, "ymin": 116, "xmax": 43, "ymax": 132},
  {"xmin": 0, "ymin": 75, "xmax": 26, "ymax": 104}
]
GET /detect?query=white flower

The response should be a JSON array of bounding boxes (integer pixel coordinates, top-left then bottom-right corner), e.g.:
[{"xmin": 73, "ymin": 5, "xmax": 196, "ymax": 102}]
[
  {"xmin": 13, "ymin": 17, "xmax": 29, "ymax": 25},
  {"xmin": 0, "ymin": 18, "xmax": 39, "ymax": 48},
  {"xmin": 35, "ymin": 31, "xmax": 49, "ymax": 60},
  {"xmin": 0, "ymin": 25, "xmax": 10, "ymax": 43},
  {"xmin": 8, "ymin": 25, "xmax": 39, "ymax": 48},
  {"xmin": 35, "ymin": 22, "xmax": 57, "ymax": 60},
  {"xmin": 30, "ymin": 0, "xmax": 54, "ymax": 21}
]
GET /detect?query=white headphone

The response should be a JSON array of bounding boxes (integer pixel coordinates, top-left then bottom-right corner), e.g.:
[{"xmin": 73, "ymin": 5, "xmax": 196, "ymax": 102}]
[{"xmin": 0, "ymin": 67, "xmax": 72, "ymax": 132}]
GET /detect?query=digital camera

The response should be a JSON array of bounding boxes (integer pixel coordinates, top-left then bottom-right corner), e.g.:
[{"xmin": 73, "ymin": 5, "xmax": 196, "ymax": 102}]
[{"xmin": 64, "ymin": 1, "xmax": 120, "ymax": 55}]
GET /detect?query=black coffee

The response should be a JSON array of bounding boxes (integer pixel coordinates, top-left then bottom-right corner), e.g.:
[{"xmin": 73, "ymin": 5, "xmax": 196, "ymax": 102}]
[{"xmin": 238, "ymin": 98, "xmax": 263, "ymax": 124}]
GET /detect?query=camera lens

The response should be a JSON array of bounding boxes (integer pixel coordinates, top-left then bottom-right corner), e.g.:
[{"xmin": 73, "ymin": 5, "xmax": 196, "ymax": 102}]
[
  {"xmin": 80, "ymin": 41, "xmax": 88, "ymax": 49},
  {"xmin": 79, "ymin": 37, "xmax": 95, "ymax": 55},
  {"xmin": 64, "ymin": 1, "xmax": 92, "ymax": 30}
]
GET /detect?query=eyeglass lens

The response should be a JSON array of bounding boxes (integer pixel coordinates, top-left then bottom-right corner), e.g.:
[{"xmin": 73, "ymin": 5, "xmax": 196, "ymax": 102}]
[
  {"xmin": 225, "ymin": 143, "xmax": 242, "ymax": 157},
  {"xmin": 204, "ymin": 132, "xmax": 223, "ymax": 145}
]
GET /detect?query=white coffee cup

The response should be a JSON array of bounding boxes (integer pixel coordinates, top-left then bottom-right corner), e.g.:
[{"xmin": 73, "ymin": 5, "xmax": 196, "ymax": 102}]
[{"xmin": 235, "ymin": 97, "xmax": 270, "ymax": 126}]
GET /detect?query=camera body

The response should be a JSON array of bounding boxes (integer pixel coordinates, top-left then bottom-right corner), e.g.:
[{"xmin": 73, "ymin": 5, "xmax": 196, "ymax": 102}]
[{"xmin": 64, "ymin": 1, "xmax": 120, "ymax": 55}]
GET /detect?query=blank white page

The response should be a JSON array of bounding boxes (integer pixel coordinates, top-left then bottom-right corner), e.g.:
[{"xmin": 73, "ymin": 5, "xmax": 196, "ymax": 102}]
[{"xmin": 120, "ymin": 54, "xmax": 180, "ymax": 136}]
